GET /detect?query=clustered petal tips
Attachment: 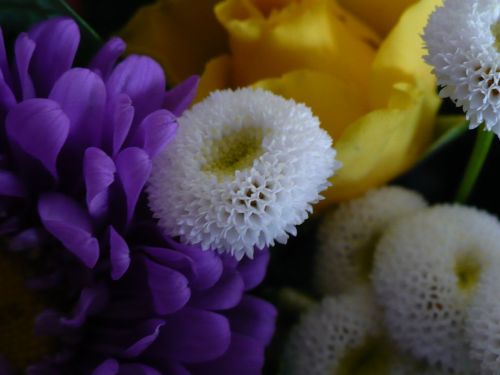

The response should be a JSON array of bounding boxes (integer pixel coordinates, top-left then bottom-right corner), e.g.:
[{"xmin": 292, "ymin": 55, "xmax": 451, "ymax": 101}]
[
  {"xmin": 148, "ymin": 88, "xmax": 339, "ymax": 260},
  {"xmin": 423, "ymin": 0, "xmax": 500, "ymax": 134},
  {"xmin": 282, "ymin": 288, "xmax": 383, "ymax": 375},
  {"xmin": 467, "ymin": 267, "xmax": 500, "ymax": 375},
  {"xmin": 373, "ymin": 205, "xmax": 500, "ymax": 373},
  {"xmin": 314, "ymin": 186, "xmax": 427, "ymax": 295},
  {"xmin": 282, "ymin": 288, "xmax": 442, "ymax": 375}
]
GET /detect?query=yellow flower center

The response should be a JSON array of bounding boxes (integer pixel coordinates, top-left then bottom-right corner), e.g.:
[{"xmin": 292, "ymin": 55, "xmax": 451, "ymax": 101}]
[
  {"xmin": 491, "ymin": 19, "xmax": 500, "ymax": 52},
  {"xmin": 202, "ymin": 126, "xmax": 265, "ymax": 178},
  {"xmin": 0, "ymin": 251, "xmax": 52, "ymax": 370},
  {"xmin": 454, "ymin": 252, "xmax": 482, "ymax": 292},
  {"xmin": 333, "ymin": 336, "xmax": 392, "ymax": 375},
  {"xmin": 355, "ymin": 233, "xmax": 383, "ymax": 283}
]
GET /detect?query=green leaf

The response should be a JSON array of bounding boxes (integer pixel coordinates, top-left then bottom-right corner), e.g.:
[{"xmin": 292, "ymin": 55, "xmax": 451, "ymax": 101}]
[
  {"xmin": 0, "ymin": 0, "xmax": 102, "ymax": 62},
  {"xmin": 422, "ymin": 115, "xmax": 468, "ymax": 159}
]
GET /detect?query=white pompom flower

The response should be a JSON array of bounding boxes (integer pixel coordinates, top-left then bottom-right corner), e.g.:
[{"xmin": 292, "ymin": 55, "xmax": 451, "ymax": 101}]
[
  {"xmin": 282, "ymin": 288, "xmax": 385, "ymax": 375},
  {"xmin": 147, "ymin": 88, "xmax": 339, "ymax": 260},
  {"xmin": 314, "ymin": 186, "xmax": 427, "ymax": 295},
  {"xmin": 282, "ymin": 288, "xmax": 445, "ymax": 375},
  {"xmin": 423, "ymin": 0, "xmax": 500, "ymax": 133},
  {"xmin": 373, "ymin": 205, "xmax": 500, "ymax": 373},
  {"xmin": 467, "ymin": 266, "xmax": 500, "ymax": 375}
]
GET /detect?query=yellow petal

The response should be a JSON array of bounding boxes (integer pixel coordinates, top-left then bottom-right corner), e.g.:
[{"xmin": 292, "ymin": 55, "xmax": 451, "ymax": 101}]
[
  {"xmin": 120, "ymin": 0, "xmax": 228, "ymax": 84},
  {"xmin": 253, "ymin": 70, "xmax": 368, "ymax": 140},
  {"xmin": 196, "ymin": 55, "xmax": 233, "ymax": 102},
  {"xmin": 370, "ymin": 0, "xmax": 443, "ymax": 108},
  {"xmin": 321, "ymin": 80, "xmax": 440, "ymax": 207},
  {"xmin": 337, "ymin": 0, "xmax": 418, "ymax": 36},
  {"xmin": 215, "ymin": 0, "xmax": 381, "ymax": 90}
]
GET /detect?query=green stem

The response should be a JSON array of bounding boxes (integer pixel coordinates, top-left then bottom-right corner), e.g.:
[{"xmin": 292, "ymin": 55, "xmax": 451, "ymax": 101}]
[{"xmin": 455, "ymin": 128, "xmax": 494, "ymax": 203}]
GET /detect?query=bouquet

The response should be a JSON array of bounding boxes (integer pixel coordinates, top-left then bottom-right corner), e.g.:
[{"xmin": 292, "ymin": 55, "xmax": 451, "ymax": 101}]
[{"xmin": 0, "ymin": 0, "xmax": 499, "ymax": 374}]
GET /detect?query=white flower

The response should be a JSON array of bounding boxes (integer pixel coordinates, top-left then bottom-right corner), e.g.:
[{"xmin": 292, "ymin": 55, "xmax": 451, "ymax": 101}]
[
  {"xmin": 282, "ymin": 288, "xmax": 444, "ymax": 375},
  {"xmin": 147, "ymin": 88, "xmax": 338, "ymax": 259},
  {"xmin": 282, "ymin": 288, "xmax": 383, "ymax": 375},
  {"xmin": 373, "ymin": 205, "xmax": 500, "ymax": 373},
  {"xmin": 467, "ymin": 266, "xmax": 500, "ymax": 375},
  {"xmin": 423, "ymin": 0, "xmax": 500, "ymax": 134},
  {"xmin": 314, "ymin": 186, "xmax": 427, "ymax": 295}
]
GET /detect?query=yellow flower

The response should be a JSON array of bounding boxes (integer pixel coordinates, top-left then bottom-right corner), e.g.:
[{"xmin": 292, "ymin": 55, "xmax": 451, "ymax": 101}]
[
  {"xmin": 121, "ymin": 0, "xmax": 229, "ymax": 83},
  {"xmin": 122, "ymin": 0, "xmax": 441, "ymax": 208}
]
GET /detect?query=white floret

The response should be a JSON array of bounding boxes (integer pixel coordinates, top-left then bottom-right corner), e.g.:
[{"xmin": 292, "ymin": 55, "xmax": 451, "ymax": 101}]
[
  {"xmin": 389, "ymin": 358, "xmax": 453, "ymax": 375},
  {"xmin": 315, "ymin": 186, "xmax": 427, "ymax": 295},
  {"xmin": 148, "ymin": 88, "xmax": 339, "ymax": 260},
  {"xmin": 373, "ymin": 205, "xmax": 500, "ymax": 373},
  {"xmin": 282, "ymin": 287, "xmax": 450, "ymax": 375},
  {"xmin": 467, "ymin": 266, "xmax": 500, "ymax": 375},
  {"xmin": 423, "ymin": 0, "xmax": 500, "ymax": 134},
  {"xmin": 282, "ymin": 288, "xmax": 383, "ymax": 375}
]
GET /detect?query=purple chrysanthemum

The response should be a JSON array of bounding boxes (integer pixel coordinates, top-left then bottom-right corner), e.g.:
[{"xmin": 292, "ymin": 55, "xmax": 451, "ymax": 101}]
[{"xmin": 0, "ymin": 17, "xmax": 276, "ymax": 374}]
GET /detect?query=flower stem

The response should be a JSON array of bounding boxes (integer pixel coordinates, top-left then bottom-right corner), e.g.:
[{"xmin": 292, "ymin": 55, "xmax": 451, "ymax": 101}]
[{"xmin": 455, "ymin": 128, "xmax": 494, "ymax": 203}]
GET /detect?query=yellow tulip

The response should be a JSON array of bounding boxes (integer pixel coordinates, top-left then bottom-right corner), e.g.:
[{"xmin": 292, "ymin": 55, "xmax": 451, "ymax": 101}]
[
  {"xmin": 120, "ymin": 0, "xmax": 228, "ymax": 83},
  {"xmin": 337, "ymin": 0, "xmax": 419, "ymax": 36},
  {"xmin": 122, "ymin": 0, "xmax": 442, "ymax": 209}
]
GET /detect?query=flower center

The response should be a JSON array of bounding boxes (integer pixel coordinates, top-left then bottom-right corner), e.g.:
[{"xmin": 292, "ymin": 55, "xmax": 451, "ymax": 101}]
[
  {"xmin": 202, "ymin": 126, "xmax": 265, "ymax": 178},
  {"xmin": 0, "ymin": 251, "xmax": 52, "ymax": 370},
  {"xmin": 355, "ymin": 233, "xmax": 383, "ymax": 283},
  {"xmin": 491, "ymin": 19, "xmax": 500, "ymax": 52},
  {"xmin": 334, "ymin": 336, "xmax": 392, "ymax": 375},
  {"xmin": 454, "ymin": 252, "xmax": 482, "ymax": 292}
]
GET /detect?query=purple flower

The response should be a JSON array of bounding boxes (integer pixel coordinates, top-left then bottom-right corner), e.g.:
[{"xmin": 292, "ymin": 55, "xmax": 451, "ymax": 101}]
[{"xmin": 0, "ymin": 17, "xmax": 276, "ymax": 374}]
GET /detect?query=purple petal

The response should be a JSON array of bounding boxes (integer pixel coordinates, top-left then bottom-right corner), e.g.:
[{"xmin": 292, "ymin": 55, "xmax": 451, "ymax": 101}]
[
  {"xmin": 118, "ymin": 364, "xmax": 162, "ymax": 375},
  {"xmin": 104, "ymin": 94, "xmax": 134, "ymax": 156},
  {"xmin": 13, "ymin": 33, "xmax": 35, "ymax": 100},
  {"xmin": 8, "ymin": 228, "xmax": 43, "ymax": 252},
  {"xmin": 141, "ymin": 246, "xmax": 195, "ymax": 281},
  {"xmin": 38, "ymin": 193, "xmax": 99, "ymax": 267},
  {"xmin": 60, "ymin": 287, "xmax": 106, "ymax": 328},
  {"xmin": 109, "ymin": 226, "xmax": 130, "ymax": 280},
  {"xmin": 133, "ymin": 109, "xmax": 178, "ymax": 159},
  {"xmin": 89, "ymin": 318, "xmax": 165, "ymax": 358},
  {"xmin": 49, "ymin": 68, "xmax": 106, "ymax": 150},
  {"xmin": 188, "ymin": 334, "xmax": 264, "ymax": 375},
  {"xmin": 84, "ymin": 147, "xmax": 116, "ymax": 219},
  {"xmin": 36, "ymin": 287, "xmax": 102, "ymax": 335},
  {"xmin": 164, "ymin": 75, "xmax": 199, "ymax": 116},
  {"xmin": 115, "ymin": 148, "xmax": 152, "ymax": 225},
  {"xmin": 238, "ymin": 248, "xmax": 270, "ymax": 290},
  {"xmin": 122, "ymin": 319, "xmax": 165, "ymax": 358},
  {"xmin": 147, "ymin": 363, "xmax": 189, "ymax": 375},
  {"xmin": 0, "ymin": 170, "xmax": 26, "ymax": 197},
  {"xmin": 166, "ymin": 239, "xmax": 223, "ymax": 290},
  {"xmin": 151, "ymin": 308, "xmax": 231, "ymax": 363},
  {"xmin": 224, "ymin": 296, "xmax": 277, "ymax": 345},
  {"xmin": 106, "ymin": 55, "xmax": 165, "ymax": 122},
  {"xmin": 0, "ymin": 70, "xmax": 16, "ymax": 110},
  {"xmin": 141, "ymin": 255, "xmax": 190, "ymax": 315},
  {"xmin": 6, "ymin": 99, "xmax": 69, "ymax": 179},
  {"xmin": 28, "ymin": 17, "xmax": 80, "ymax": 96},
  {"xmin": 189, "ymin": 269, "xmax": 244, "ymax": 310},
  {"xmin": 0, "ymin": 29, "xmax": 12, "ymax": 86},
  {"xmin": 93, "ymin": 359, "xmax": 119, "ymax": 375},
  {"xmin": 90, "ymin": 37, "xmax": 126, "ymax": 79}
]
